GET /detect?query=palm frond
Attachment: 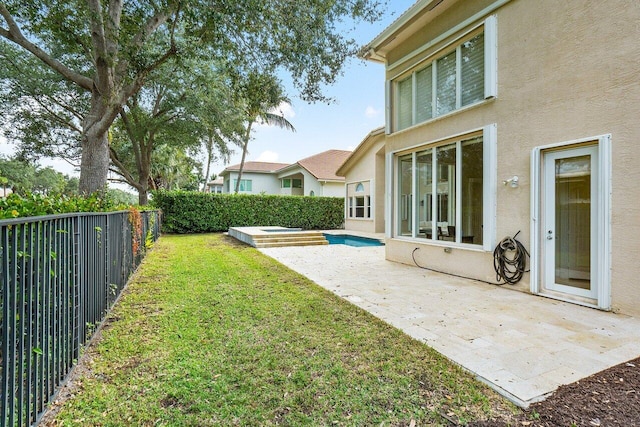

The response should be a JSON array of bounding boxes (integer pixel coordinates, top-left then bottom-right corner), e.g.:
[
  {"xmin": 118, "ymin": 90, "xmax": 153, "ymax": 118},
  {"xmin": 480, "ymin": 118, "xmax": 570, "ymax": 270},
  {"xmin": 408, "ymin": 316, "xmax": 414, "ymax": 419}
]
[{"xmin": 261, "ymin": 112, "xmax": 296, "ymax": 132}]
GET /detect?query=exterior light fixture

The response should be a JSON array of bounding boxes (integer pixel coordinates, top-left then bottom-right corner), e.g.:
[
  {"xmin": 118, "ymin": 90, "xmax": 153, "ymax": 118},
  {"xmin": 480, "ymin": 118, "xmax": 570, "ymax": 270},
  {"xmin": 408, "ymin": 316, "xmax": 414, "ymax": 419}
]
[{"xmin": 503, "ymin": 176, "xmax": 519, "ymax": 188}]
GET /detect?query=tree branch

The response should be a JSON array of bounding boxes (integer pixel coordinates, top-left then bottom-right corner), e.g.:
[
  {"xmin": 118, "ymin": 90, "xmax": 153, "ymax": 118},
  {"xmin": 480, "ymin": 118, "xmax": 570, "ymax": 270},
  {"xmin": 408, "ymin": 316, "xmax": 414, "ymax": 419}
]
[
  {"xmin": 33, "ymin": 97, "xmax": 83, "ymax": 134},
  {"xmin": 109, "ymin": 146, "xmax": 141, "ymax": 190},
  {"xmin": 87, "ymin": 0, "xmax": 107, "ymax": 59},
  {"xmin": 106, "ymin": 0, "xmax": 123, "ymax": 57},
  {"xmin": 0, "ymin": 4, "xmax": 93, "ymax": 91},
  {"xmin": 114, "ymin": 7, "xmax": 173, "ymax": 79},
  {"xmin": 119, "ymin": 108, "xmax": 143, "ymax": 172}
]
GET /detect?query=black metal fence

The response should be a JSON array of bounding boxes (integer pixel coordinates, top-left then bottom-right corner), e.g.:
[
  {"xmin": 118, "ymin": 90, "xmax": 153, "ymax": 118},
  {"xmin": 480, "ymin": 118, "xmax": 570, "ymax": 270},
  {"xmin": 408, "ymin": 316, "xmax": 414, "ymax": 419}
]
[{"xmin": 0, "ymin": 210, "xmax": 160, "ymax": 426}]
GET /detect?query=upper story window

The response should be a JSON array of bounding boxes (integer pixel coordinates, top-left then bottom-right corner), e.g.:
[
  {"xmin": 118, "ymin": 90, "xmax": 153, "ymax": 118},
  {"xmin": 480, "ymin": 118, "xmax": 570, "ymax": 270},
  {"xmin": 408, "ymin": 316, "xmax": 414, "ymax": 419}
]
[
  {"xmin": 233, "ymin": 179, "xmax": 252, "ymax": 192},
  {"xmin": 391, "ymin": 16, "xmax": 497, "ymax": 133}
]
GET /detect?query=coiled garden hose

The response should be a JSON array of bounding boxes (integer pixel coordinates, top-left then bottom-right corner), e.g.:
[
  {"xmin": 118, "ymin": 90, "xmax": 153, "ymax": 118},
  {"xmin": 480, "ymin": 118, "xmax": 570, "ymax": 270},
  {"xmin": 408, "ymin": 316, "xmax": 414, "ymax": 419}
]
[{"xmin": 493, "ymin": 231, "xmax": 530, "ymax": 285}]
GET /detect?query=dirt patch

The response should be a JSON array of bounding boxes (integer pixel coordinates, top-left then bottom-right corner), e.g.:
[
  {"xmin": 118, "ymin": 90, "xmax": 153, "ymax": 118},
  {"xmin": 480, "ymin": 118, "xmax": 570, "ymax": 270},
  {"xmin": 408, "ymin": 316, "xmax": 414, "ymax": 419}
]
[{"xmin": 468, "ymin": 356, "xmax": 640, "ymax": 426}]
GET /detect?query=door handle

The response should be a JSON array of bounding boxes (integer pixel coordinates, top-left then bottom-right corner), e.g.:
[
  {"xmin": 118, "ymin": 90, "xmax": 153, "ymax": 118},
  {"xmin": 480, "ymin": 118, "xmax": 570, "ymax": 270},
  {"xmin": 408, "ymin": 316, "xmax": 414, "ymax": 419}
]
[{"xmin": 546, "ymin": 230, "xmax": 553, "ymax": 240}]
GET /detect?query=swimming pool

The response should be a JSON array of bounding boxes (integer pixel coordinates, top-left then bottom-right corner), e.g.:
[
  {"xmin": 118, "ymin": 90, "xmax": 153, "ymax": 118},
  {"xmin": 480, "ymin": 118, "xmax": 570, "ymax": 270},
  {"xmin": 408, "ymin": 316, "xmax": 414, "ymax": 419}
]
[{"xmin": 323, "ymin": 234, "xmax": 384, "ymax": 247}]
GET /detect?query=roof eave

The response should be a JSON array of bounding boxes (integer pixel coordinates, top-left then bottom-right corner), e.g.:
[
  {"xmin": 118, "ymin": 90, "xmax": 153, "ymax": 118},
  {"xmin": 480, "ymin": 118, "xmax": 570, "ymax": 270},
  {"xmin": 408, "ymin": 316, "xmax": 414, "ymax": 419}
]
[
  {"xmin": 359, "ymin": 0, "xmax": 444, "ymax": 61},
  {"xmin": 336, "ymin": 126, "xmax": 385, "ymax": 176}
]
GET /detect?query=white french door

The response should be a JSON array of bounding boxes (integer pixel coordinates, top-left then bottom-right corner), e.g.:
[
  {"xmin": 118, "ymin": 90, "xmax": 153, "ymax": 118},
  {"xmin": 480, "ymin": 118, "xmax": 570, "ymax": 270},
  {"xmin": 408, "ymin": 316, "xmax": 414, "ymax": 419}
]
[{"xmin": 542, "ymin": 145, "xmax": 598, "ymax": 300}]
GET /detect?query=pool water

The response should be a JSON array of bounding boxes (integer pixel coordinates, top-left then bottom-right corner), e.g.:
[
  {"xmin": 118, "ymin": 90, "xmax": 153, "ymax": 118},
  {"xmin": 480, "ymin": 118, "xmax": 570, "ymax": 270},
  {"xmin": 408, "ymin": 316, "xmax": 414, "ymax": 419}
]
[{"xmin": 323, "ymin": 234, "xmax": 384, "ymax": 247}]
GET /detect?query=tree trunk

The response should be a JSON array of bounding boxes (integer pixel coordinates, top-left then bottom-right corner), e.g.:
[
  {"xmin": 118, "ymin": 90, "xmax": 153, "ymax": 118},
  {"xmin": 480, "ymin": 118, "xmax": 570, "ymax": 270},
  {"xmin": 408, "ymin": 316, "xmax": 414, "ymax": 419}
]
[
  {"xmin": 235, "ymin": 121, "xmax": 253, "ymax": 194},
  {"xmin": 202, "ymin": 135, "xmax": 213, "ymax": 192},
  {"xmin": 137, "ymin": 153, "xmax": 151, "ymax": 205},
  {"xmin": 78, "ymin": 129, "xmax": 110, "ymax": 195},
  {"xmin": 138, "ymin": 188, "xmax": 149, "ymax": 205},
  {"xmin": 79, "ymin": 91, "xmax": 114, "ymax": 195}
]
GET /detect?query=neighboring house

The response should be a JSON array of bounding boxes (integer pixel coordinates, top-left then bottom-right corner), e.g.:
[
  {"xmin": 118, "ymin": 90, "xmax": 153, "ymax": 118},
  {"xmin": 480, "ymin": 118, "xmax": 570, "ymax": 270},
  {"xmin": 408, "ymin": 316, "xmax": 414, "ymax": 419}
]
[
  {"xmin": 218, "ymin": 150, "xmax": 352, "ymax": 196},
  {"xmin": 205, "ymin": 177, "xmax": 224, "ymax": 193},
  {"xmin": 220, "ymin": 161, "xmax": 290, "ymax": 194},
  {"xmin": 277, "ymin": 150, "xmax": 352, "ymax": 197},
  {"xmin": 359, "ymin": 0, "xmax": 640, "ymax": 316},
  {"xmin": 336, "ymin": 127, "xmax": 386, "ymax": 233}
]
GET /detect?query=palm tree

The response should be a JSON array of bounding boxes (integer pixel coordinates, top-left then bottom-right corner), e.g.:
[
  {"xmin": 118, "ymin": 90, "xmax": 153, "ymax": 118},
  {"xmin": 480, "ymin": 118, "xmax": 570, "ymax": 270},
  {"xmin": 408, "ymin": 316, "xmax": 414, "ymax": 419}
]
[{"xmin": 234, "ymin": 72, "xmax": 295, "ymax": 194}]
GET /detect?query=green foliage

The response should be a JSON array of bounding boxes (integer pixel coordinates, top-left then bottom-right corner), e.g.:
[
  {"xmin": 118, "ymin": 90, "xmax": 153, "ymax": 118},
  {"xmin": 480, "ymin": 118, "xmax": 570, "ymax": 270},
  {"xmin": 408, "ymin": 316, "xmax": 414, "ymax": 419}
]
[
  {"xmin": 152, "ymin": 191, "xmax": 344, "ymax": 233},
  {"xmin": 1, "ymin": 0, "xmax": 385, "ymax": 193},
  {"xmin": 0, "ymin": 192, "xmax": 124, "ymax": 219},
  {"xmin": 105, "ymin": 188, "xmax": 138, "ymax": 206},
  {"xmin": 232, "ymin": 71, "xmax": 295, "ymax": 194},
  {"xmin": 0, "ymin": 155, "xmax": 78, "ymax": 195}
]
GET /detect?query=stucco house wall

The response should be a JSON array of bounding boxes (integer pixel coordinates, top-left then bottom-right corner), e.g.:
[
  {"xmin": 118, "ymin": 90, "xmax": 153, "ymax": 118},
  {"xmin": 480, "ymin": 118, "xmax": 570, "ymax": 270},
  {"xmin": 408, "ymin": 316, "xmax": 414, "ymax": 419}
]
[
  {"xmin": 222, "ymin": 171, "xmax": 282, "ymax": 194},
  {"xmin": 338, "ymin": 127, "xmax": 386, "ymax": 234},
  {"xmin": 316, "ymin": 181, "xmax": 347, "ymax": 197},
  {"xmin": 366, "ymin": 0, "xmax": 640, "ymax": 315}
]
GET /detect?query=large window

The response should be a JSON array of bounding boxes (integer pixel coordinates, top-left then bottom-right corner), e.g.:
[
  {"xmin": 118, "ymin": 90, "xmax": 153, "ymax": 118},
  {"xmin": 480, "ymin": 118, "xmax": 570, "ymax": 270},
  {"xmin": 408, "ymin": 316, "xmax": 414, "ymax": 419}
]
[
  {"xmin": 393, "ymin": 27, "xmax": 492, "ymax": 132},
  {"xmin": 396, "ymin": 135, "xmax": 485, "ymax": 246},
  {"xmin": 232, "ymin": 179, "xmax": 252, "ymax": 192}
]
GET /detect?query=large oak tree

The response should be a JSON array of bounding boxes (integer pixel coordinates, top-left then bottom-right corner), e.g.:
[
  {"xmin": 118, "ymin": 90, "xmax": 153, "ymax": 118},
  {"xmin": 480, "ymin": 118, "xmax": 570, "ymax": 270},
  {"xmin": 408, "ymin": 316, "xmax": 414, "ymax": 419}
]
[{"xmin": 0, "ymin": 0, "xmax": 383, "ymax": 195}]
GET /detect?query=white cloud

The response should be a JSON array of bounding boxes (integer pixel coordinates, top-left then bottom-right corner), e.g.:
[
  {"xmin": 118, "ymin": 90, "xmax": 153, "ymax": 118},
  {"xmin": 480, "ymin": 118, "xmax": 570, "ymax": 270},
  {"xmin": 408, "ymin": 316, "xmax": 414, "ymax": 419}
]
[
  {"xmin": 364, "ymin": 105, "xmax": 381, "ymax": 119},
  {"xmin": 271, "ymin": 101, "xmax": 296, "ymax": 120},
  {"xmin": 256, "ymin": 150, "xmax": 280, "ymax": 162}
]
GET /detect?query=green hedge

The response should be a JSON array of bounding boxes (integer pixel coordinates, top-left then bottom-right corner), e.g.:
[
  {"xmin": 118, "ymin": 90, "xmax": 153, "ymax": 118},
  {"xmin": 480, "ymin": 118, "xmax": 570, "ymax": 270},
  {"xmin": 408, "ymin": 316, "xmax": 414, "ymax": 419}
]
[
  {"xmin": 151, "ymin": 191, "xmax": 345, "ymax": 234},
  {"xmin": 0, "ymin": 192, "xmax": 129, "ymax": 219}
]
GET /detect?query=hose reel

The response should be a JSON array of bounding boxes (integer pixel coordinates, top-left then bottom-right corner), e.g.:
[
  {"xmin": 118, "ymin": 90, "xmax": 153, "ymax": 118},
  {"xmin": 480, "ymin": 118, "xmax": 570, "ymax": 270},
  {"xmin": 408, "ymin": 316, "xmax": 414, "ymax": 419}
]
[{"xmin": 493, "ymin": 231, "xmax": 530, "ymax": 285}]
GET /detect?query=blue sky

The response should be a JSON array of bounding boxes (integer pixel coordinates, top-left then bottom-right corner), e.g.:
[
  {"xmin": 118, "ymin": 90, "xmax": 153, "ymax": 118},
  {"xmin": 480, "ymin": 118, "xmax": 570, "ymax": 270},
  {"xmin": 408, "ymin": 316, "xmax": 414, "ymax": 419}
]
[{"xmin": 0, "ymin": 1, "xmax": 416, "ymax": 188}]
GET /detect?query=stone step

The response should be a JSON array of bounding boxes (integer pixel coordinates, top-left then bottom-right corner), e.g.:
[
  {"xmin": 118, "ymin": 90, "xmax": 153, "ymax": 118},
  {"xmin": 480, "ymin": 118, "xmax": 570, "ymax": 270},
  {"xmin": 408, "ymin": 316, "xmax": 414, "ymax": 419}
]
[
  {"xmin": 253, "ymin": 232, "xmax": 323, "ymax": 239},
  {"xmin": 254, "ymin": 239, "xmax": 329, "ymax": 248},
  {"xmin": 252, "ymin": 235, "xmax": 326, "ymax": 244}
]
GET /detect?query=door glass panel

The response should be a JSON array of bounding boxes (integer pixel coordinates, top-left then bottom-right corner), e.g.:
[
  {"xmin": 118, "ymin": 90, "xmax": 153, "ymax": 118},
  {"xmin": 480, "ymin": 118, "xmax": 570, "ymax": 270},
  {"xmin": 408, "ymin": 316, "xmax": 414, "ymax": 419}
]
[
  {"xmin": 555, "ymin": 155, "xmax": 591, "ymax": 289},
  {"xmin": 461, "ymin": 137, "xmax": 483, "ymax": 245}
]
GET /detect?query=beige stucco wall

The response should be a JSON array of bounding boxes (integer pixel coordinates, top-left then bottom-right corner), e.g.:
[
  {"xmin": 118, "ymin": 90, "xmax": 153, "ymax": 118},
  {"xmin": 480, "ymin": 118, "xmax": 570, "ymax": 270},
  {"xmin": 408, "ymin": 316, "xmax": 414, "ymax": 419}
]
[
  {"xmin": 343, "ymin": 133, "xmax": 386, "ymax": 233},
  {"xmin": 383, "ymin": 0, "xmax": 640, "ymax": 315}
]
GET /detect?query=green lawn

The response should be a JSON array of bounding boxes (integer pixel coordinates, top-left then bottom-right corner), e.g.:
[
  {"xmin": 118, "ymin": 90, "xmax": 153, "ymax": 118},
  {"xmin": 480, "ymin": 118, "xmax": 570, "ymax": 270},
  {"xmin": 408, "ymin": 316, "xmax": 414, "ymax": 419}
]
[{"xmin": 50, "ymin": 234, "xmax": 518, "ymax": 426}]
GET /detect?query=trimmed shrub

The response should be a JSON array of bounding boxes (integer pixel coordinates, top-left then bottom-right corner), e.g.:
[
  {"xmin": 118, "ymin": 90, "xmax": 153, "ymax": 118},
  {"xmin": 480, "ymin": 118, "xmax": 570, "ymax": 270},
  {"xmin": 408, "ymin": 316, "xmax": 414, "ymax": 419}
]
[
  {"xmin": 0, "ymin": 192, "xmax": 126, "ymax": 219},
  {"xmin": 151, "ymin": 190, "xmax": 345, "ymax": 233}
]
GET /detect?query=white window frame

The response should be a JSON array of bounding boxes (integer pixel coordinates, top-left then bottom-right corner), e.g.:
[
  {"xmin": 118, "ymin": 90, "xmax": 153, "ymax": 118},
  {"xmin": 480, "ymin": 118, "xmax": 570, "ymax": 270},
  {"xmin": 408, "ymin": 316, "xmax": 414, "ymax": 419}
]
[
  {"xmin": 390, "ymin": 16, "xmax": 497, "ymax": 133},
  {"xmin": 391, "ymin": 124, "xmax": 497, "ymax": 250},
  {"xmin": 346, "ymin": 180, "xmax": 373, "ymax": 220}
]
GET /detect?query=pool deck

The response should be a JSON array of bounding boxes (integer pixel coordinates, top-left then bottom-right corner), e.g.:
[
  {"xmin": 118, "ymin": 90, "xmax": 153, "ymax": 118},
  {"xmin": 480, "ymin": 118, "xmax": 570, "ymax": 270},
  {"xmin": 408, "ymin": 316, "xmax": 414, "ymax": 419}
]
[{"xmin": 259, "ymin": 241, "xmax": 640, "ymax": 408}]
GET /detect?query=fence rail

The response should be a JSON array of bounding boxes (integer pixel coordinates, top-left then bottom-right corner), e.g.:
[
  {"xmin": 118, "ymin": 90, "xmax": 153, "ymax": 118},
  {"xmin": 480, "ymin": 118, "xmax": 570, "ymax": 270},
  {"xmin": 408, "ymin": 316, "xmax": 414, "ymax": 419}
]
[{"xmin": 0, "ymin": 210, "xmax": 160, "ymax": 426}]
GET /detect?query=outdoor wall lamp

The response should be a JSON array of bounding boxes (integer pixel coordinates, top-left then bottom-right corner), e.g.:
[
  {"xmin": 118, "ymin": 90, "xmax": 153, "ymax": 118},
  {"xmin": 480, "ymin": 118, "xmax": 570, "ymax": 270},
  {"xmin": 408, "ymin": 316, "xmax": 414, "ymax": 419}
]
[{"xmin": 503, "ymin": 176, "xmax": 519, "ymax": 188}]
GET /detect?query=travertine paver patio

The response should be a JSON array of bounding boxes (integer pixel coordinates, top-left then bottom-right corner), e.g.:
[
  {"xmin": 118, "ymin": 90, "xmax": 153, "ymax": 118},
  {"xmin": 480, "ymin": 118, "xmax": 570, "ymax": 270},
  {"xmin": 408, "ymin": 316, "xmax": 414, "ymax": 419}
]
[{"xmin": 259, "ymin": 243, "xmax": 640, "ymax": 407}]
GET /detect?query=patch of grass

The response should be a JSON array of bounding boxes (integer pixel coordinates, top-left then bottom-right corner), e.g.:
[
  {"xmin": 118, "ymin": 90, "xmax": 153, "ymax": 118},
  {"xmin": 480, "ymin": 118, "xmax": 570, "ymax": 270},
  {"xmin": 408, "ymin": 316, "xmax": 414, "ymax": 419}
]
[{"xmin": 50, "ymin": 234, "xmax": 518, "ymax": 426}]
